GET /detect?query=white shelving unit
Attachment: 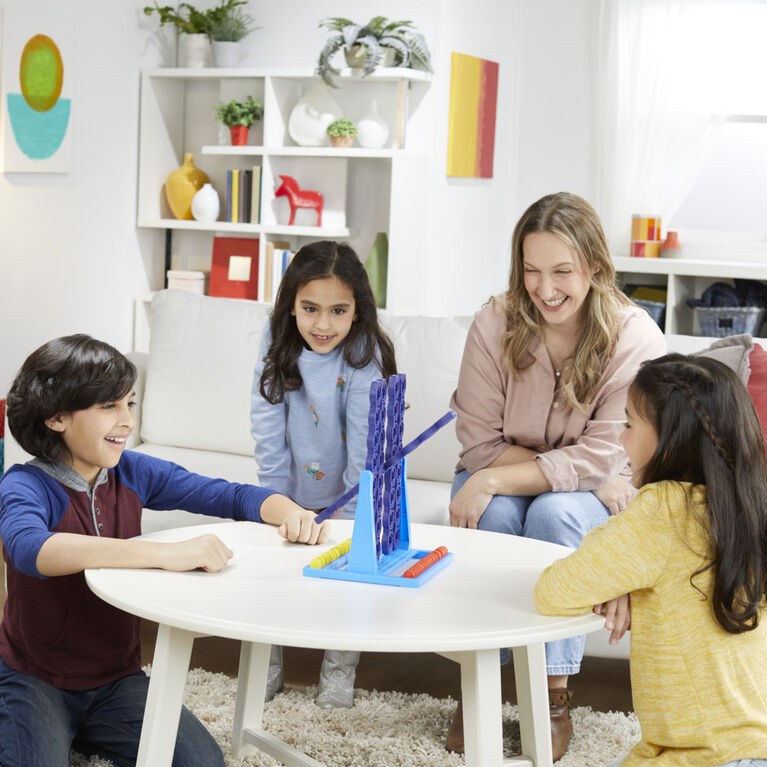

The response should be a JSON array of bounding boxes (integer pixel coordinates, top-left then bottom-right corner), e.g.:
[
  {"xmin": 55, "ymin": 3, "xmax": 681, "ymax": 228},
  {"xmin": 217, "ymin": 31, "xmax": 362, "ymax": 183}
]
[
  {"xmin": 137, "ymin": 67, "xmax": 432, "ymax": 311},
  {"xmin": 614, "ymin": 256, "xmax": 767, "ymax": 335}
]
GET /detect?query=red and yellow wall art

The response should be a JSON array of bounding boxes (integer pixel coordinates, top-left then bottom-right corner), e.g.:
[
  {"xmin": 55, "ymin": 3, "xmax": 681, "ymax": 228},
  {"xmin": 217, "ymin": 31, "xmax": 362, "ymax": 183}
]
[{"xmin": 447, "ymin": 52, "xmax": 499, "ymax": 179}]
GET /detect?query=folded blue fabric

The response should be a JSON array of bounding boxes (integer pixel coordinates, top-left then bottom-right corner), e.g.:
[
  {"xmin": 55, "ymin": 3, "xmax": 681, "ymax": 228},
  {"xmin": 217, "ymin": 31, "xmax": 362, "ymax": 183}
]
[{"xmin": 686, "ymin": 278, "xmax": 767, "ymax": 308}]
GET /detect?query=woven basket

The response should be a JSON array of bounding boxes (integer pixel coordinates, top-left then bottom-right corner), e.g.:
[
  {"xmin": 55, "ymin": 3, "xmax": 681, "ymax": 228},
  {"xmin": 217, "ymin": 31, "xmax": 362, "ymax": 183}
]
[
  {"xmin": 633, "ymin": 298, "xmax": 665, "ymax": 329},
  {"xmin": 695, "ymin": 306, "xmax": 766, "ymax": 338}
]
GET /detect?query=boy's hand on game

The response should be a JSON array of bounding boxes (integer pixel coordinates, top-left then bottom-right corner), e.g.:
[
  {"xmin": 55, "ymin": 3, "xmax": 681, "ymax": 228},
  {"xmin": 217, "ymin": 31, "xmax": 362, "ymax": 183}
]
[
  {"xmin": 164, "ymin": 534, "xmax": 233, "ymax": 573},
  {"xmin": 278, "ymin": 508, "xmax": 328, "ymax": 545},
  {"xmin": 594, "ymin": 593, "xmax": 631, "ymax": 645}
]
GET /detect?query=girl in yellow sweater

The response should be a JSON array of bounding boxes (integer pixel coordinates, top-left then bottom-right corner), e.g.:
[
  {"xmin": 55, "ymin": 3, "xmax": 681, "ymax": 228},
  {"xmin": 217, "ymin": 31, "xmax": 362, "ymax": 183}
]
[{"xmin": 535, "ymin": 353, "xmax": 767, "ymax": 767}]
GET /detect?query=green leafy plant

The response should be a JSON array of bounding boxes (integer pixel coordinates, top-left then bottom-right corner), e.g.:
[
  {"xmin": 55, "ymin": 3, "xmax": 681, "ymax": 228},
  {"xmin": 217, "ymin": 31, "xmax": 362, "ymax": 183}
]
[
  {"xmin": 144, "ymin": 1, "xmax": 256, "ymax": 40},
  {"xmin": 326, "ymin": 118, "xmax": 358, "ymax": 138},
  {"xmin": 143, "ymin": 2, "xmax": 213, "ymax": 35},
  {"xmin": 213, "ymin": 96, "xmax": 262, "ymax": 127},
  {"xmin": 317, "ymin": 16, "xmax": 432, "ymax": 87},
  {"xmin": 209, "ymin": 2, "xmax": 259, "ymax": 42}
]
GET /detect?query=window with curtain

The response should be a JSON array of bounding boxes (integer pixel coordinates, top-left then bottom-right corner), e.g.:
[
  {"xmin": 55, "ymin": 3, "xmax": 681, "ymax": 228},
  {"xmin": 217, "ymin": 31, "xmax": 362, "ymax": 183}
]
[
  {"xmin": 672, "ymin": 1, "xmax": 767, "ymax": 251},
  {"xmin": 595, "ymin": 0, "xmax": 767, "ymax": 260}
]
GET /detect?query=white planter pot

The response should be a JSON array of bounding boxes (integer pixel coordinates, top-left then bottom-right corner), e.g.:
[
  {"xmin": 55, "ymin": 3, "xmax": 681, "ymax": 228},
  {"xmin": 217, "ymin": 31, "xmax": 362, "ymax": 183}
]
[
  {"xmin": 344, "ymin": 45, "xmax": 397, "ymax": 71},
  {"xmin": 212, "ymin": 41, "xmax": 241, "ymax": 68},
  {"xmin": 191, "ymin": 183, "xmax": 220, "ymax": 223},
  {"xmin": 288, "ymin": 82, "xmax": 343, "ymax": 147},
  {"xmin": 178, "ymin": 33, "xmax": 212, "ymax": 68},
  {"xmin": 357, "ymin": 99, "xmax": 389, "ymax": 149}
]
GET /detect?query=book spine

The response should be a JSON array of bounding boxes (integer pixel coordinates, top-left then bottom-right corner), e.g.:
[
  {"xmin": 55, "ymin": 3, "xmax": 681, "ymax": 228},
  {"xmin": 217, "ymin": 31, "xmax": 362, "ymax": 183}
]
[
  {"xmin": 231, "ymin": 169, "xmax": 239, "ymax": 224},
  {"xmin": 250, "ymin": 165, "xmax": 261, "ymax": 225},
  {"xmin": 272, "ymin": 248, "xmax": 284, "ymax": 300},
  {"xmin": 225, "ymin": 170, "xmax": 232, "ymax": 222},
  {"xmin": 241, "ymin": 169, "xmax": 252, "ymax": 224},
  {"xmin": 264, "ymin": 242, "xmax": 274, "ymax": 302}
]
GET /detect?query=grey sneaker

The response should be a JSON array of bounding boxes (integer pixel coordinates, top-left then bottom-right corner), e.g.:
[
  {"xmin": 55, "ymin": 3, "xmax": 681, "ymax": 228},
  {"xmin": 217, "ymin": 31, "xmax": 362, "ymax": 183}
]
[
  {"xmin": 265, "ymin": 644, "xmax": 284, "ymax": 701},
  {"xmin": 315, "ymin": 649, "xmax": 360, "ymax": 709}
]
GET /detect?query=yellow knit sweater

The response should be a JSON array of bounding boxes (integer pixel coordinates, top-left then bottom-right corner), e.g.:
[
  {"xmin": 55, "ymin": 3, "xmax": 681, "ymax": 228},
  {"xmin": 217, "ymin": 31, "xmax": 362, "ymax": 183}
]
[{"xmin": 535, "ymin": 481, "xmax": 767, "ymax": 766}]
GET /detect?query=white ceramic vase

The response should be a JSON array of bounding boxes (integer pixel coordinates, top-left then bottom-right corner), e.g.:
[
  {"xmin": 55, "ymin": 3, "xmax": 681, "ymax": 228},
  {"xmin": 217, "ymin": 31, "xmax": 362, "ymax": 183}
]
[
  {"xmin": 178, "ymin": 33, "xmax": 212, "ymax": 68},
  {"xmin": 357, "ymin": 99, "xmax": 389, "ymax": 149},
  {"xmin": 191, "ymin": 183, "xmax": 220, "ymax": 223},
  {"xmin": 288, "ymin": 82, "xmax": 343, "ymax": 147},
  {"xmin": 212, "ymin": 41, "xmax": 240, "ymax": 68}
]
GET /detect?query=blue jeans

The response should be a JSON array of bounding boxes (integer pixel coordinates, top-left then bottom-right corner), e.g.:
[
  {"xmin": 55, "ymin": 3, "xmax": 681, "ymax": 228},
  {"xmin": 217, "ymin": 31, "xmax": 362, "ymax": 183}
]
[
  {"xmin": 452, "ymin": 469, "xmax": 610, "ymax": 676},
  {"xmin": 0, "ymin": 659, "xmax": 224, "ymax": 767},
  {"xmin": 608, "ymin": 760, "xmax": 767, "ymax": 767}
]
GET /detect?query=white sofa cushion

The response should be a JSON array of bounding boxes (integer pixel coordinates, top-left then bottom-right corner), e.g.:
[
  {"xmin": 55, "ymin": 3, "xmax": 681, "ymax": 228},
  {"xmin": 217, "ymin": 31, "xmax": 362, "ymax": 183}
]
[
  {"xmin": 380, "ymin": 313, "xmax": 473, "ymax": 483},
  {"xmin": 141, "ymin": 290, "xmax": 270, "ymax": 457}
]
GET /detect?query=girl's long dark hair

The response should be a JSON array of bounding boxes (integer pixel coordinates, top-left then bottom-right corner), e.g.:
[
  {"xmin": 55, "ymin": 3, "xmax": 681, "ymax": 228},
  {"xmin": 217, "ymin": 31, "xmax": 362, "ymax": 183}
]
[
  {"xmin": 260, "ymin": 240, "xmax": 396, "ymax": 403},
  {"xmin": 630, "ymin": 353, "xmax": 767, "ymax": 633}
]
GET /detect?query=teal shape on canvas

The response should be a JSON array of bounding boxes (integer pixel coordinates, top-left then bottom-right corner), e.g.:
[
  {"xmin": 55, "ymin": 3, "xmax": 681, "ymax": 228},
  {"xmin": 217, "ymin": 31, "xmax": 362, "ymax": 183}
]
[{"xmin": 6, "ymin": 93, "xmax": 71, "ymax": 159}]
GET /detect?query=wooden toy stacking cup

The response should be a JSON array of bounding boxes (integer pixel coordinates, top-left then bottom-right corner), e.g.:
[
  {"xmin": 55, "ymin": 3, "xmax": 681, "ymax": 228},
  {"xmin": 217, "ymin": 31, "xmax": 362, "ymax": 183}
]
[{"xmin": 630, "ymin": 214, "xmax": 662, "ymax": 258}]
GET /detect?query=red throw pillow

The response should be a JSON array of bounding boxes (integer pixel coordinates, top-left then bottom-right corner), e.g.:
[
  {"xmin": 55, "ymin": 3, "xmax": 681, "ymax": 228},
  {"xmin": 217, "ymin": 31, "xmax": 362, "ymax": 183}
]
[{"xmin": 747, "ymin": 344, "xmax": 767, "ymax": 450}]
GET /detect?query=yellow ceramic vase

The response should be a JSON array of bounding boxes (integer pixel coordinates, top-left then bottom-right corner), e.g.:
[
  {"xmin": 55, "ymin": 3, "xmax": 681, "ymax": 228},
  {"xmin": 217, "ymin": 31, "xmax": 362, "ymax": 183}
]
[{"xmin": 165, "ymin": 153, "xmax": 209, "ymax": 220}]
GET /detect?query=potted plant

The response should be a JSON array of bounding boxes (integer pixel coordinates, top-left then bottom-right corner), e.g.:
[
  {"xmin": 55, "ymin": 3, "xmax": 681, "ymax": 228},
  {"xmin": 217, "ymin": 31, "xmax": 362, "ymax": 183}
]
[
  {"xmin": 213, "ymin": 96, "xmax": 262, "ymax": 145},
  {"xmin": 317, "ymin": 16, "xmax": 432, "ymax": 88},
  {"xmin": 143, "ymin": 0, "xmax": 254, "ymax": 67},
  {"xmin": 208, "ymin": 1, "xmax": 260, "ymax": 67},
  {"xmin": 144, "ymin": 2, "xmax": 213, "ymax": 66},
  {"xmin": 326, "ymin": 118, "xmax": 357, "ymax": 148}
]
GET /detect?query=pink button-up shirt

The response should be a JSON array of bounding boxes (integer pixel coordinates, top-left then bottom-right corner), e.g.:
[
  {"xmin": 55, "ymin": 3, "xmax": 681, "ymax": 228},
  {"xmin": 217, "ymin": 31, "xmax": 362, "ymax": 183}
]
[{"xmin": 450, "ymin": 296, "xmax": 667, "ymax": 492}]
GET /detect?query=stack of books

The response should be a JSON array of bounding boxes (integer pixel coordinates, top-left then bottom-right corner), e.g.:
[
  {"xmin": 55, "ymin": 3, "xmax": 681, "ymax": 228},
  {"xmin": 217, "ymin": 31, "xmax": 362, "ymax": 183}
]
[
  {"xmin": 264, "ymin": 241, "xmax": 295, "ymax": 302},
  {"xmin": 225, "ymin": 166, "xmax": 262, "ymax": 224}
]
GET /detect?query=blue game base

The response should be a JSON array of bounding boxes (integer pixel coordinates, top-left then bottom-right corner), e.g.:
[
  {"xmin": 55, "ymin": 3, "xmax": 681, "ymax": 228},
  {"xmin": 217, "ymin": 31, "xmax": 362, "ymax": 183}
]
[
  {"xmin": 304, "ymin": 547, "xmax": 453, "ymax": 588},
  {"xmin": 303, "ymin": 460, "xmax": 453, "ymax": 588}
]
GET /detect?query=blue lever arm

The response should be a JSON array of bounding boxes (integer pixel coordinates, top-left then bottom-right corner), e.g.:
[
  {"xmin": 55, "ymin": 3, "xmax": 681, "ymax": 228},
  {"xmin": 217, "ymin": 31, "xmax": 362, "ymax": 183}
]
[{"xmin": 313, "ymin": 410, "xmax": 456, "ymax": 524}]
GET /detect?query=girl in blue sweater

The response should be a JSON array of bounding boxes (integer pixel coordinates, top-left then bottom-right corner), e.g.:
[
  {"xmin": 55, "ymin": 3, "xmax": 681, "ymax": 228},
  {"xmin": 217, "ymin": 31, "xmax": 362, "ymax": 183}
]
[{"xmin": 251, "ymin": 240, "xmax": 396, "ymax": 707}]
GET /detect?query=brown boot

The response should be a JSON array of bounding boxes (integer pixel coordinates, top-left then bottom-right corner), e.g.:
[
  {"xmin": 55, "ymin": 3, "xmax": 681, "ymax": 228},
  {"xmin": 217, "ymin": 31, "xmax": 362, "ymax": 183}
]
[
  {"xmin": 549, "ymin": 687, "xmax": 573, "ymax": 761},
  {"xmin": 445, "ymin": 700, "xmax": 464, "ymax": 753}
]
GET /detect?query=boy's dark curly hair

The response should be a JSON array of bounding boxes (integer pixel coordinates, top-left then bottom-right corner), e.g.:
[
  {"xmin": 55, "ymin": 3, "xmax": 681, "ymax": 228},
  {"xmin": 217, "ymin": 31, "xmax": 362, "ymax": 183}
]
[{"xmin": 7, "ymin": 334, "xmax": 136, "ymax": 463}]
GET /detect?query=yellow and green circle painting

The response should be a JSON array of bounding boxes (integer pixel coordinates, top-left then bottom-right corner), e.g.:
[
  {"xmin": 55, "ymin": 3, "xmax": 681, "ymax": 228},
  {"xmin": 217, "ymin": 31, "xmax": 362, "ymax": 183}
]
[
  {"xmin": 7, "ymin": 33, "xmax": 70, "ymax": 160},
  {"xmin": 20, "ymin": 34, "xmax": 64, "ymax": 112}
]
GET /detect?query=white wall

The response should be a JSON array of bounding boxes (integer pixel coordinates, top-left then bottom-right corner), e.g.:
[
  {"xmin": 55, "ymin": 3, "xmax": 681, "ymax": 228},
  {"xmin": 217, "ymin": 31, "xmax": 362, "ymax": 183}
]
[
  {"xmin": 0, "ymin": 0, "xmax": 596, "ymax": 394},
  {"xmin": 424, "ymin": 0, "xmax": 597, "ymax": 316},
  {"xmin": 0, "ymin": 0, "xmax": 170, "ymax": 394}
]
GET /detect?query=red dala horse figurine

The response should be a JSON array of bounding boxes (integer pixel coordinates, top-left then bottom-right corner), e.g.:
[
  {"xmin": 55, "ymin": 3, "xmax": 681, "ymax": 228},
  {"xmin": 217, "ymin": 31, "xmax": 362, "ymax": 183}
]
[{"xmin": 274, "ymin": 175, "xmax": 323, "ymax": 227}]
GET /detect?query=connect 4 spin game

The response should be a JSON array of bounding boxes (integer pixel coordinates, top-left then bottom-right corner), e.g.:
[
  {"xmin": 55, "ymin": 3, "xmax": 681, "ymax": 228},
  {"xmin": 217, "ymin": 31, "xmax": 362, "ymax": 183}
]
[{"xmin": 304, "ymin": 374, "xmax": 455, "ymax": 588}]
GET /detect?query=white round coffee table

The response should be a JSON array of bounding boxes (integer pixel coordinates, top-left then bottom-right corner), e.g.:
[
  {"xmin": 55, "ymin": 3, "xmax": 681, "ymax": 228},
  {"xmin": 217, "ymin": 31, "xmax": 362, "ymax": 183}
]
[{"xmin": 86, "ymin": 520, "xmax": 604, "ymax": 767}]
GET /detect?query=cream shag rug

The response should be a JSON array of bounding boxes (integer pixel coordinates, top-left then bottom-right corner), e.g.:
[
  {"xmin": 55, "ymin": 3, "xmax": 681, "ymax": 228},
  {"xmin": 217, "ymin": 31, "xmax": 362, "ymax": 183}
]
[{"xmin": 72, "ymin": 667, "xmax": 640, "ymax": 767}]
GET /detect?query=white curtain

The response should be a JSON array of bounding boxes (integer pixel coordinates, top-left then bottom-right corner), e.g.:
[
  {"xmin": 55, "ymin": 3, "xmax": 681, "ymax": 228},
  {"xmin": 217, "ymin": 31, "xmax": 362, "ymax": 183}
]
[{"xmin": 594, "ymin": 0, "xmax": 728, "ymax": 250}]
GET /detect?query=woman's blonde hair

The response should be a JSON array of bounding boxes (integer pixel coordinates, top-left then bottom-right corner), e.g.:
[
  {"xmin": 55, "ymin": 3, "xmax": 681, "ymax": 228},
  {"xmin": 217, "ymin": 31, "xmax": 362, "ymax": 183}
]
[{"xmin": 503, "ymin": 192, "xmax": 630, "ymax": 410}]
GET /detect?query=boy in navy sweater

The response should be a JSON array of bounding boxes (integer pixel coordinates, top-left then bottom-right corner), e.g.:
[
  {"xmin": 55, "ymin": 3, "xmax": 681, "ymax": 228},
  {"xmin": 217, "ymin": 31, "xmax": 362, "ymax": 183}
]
[{"xmin": 0, "ymin": 334, "xmax": 328, "ymax": 767}]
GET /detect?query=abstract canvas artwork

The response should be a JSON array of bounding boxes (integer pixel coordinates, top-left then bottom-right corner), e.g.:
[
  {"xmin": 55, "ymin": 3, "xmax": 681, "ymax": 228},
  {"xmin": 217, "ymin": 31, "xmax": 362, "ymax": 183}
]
[
  {"xmin": 447, "ymin": 52, "xmax": 499, "ymax": 179},
  {"xmin": 209, "ymin": 236, "xmax": 260, "ymax": 300},
  {"xmin": 1, "ymin": 7, "xmax": 74, "ymax": 172}
]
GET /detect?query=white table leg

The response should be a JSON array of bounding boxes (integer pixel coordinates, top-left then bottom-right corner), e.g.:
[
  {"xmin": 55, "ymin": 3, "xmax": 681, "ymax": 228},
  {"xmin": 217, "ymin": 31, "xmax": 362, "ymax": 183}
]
[
  {"xmin": 441, "ymin": 649, "xmax": 504, "ymax": 767},
  {"xmin": 231, "ymin": 641, "xmax": 269, "ymax": 757},
  {"xmin": 232, "ymin": 642, "xmax": 326, "ymax": 767},
  {"xmin": 136, "ymin": 623, "xmax": 196, "ymax": 767},
  {"xmin": 513, "ymin": 643, "xmax": 552, "ymax": 767}
]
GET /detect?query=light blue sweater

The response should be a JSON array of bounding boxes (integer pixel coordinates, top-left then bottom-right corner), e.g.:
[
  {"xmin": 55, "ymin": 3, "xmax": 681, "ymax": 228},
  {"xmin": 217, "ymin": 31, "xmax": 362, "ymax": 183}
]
[{"xmin": 250, "ymin": 329, "xmax": 382, "ymax": 518}]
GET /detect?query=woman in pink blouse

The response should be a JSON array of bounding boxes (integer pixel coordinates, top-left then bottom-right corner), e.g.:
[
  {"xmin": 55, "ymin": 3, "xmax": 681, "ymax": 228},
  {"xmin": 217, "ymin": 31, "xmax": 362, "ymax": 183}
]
[{"xmin": 446, "ymin": 192, "xmax": 666, "ymax": 760}]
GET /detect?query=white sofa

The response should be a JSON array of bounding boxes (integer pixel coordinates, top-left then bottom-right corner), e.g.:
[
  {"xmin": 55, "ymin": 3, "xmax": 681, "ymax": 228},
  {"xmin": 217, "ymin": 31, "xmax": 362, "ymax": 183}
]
[{"xmin": 5, "ymin": 289, "xmax": 763, "ymax": 660}]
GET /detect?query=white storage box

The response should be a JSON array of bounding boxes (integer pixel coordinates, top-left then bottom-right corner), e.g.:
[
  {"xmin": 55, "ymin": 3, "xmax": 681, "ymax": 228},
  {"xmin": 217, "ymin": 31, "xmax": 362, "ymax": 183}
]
[{"xmin": 166, "ymin": 270, "xmax": 208, "ymax": 294}]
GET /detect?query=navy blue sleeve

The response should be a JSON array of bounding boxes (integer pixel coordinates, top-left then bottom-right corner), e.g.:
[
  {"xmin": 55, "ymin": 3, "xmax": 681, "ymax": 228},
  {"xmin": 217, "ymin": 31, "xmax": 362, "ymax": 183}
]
[
  {"xmin": 0, "ymin": 465, "xmax": 69, "ymax": 578},
  {"xmin": 115, "ymin": 451, "xmax": 277, "ymax": 523}
]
